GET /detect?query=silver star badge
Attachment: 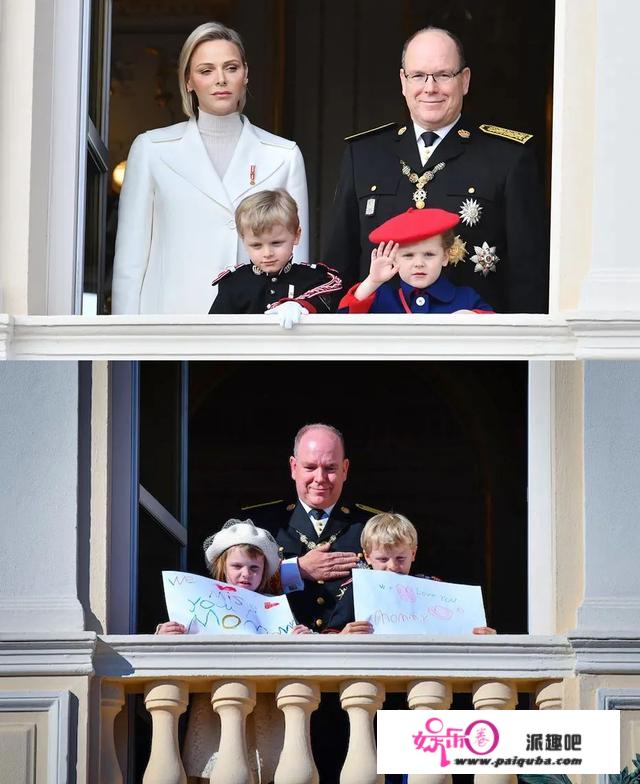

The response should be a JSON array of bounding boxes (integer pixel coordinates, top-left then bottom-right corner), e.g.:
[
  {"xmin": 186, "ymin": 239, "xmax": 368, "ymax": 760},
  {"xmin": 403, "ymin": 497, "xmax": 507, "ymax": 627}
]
[
  {"xmin": 470, "ymin": 242, "xmax": 500, "ymax": 276},
  {"xmin": 459, "ymin": 197, "xmax": 483, "ymax": 227}
]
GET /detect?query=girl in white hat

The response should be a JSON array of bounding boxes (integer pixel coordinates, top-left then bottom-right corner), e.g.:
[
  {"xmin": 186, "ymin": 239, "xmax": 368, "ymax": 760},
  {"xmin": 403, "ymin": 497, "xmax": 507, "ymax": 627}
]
[
  {"xmin": 156, "ymin": 518, "xmax": 310, "ymax": 634},
  {"xmin": 156, "ymin": 519, "xmax": 309, "ymax": 782}
]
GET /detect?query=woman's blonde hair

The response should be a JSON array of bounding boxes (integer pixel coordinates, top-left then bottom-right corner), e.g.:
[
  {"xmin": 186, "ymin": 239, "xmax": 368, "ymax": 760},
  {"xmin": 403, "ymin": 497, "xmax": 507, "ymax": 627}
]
[
  {"xmin": 210, "ymin": 543, "xmax": 270, "ymax": 593},
  {"xmin": 361, "ymin": 512, "xmax": 418, "ymax": 554},
  {"xmin": 235, "ymin": 189, "xmax": 300, "ymax": 237},
  {"xmin": 178, "ymin": 22, "xmax": 248, "ymax": 117}
]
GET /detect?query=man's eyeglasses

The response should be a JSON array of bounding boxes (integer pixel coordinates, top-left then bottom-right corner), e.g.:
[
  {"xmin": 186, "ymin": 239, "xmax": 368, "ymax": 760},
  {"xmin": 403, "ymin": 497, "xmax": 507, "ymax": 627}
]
[{"xmin": 402, "ymin": 68, "xmax": 465, "ymax": 85}]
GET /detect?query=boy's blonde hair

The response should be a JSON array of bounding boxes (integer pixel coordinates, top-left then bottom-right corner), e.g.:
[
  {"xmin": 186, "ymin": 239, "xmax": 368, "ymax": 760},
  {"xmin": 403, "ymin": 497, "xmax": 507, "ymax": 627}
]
[
  {"xmin": 210, "ymin": 544, "xmax": 271, "ymax": 594},
  {"xmin": 361, "ymin": 512, "xmax": 418, "ymax": 553},
  {"xmin": 235, "ymin": 189, "xmax": 300, "ymax": 238}
]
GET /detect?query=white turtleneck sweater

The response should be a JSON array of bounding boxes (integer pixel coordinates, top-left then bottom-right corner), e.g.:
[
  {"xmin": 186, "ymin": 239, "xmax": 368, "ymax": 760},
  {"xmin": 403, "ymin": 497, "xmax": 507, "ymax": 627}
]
[{"xmin": 197, "ymin": 109, "xmax": 243, "ymax": 178}]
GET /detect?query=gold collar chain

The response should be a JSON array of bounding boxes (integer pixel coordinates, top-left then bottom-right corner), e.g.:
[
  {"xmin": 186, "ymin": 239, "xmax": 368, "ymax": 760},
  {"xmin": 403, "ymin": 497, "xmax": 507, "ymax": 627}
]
[
  {"xmin": 399, "ymin": 160, "xmax": 446, "ymax": 209},
  {"xmin": 293, "ymin": 526, "xmax": 344, "ymax": 552}
]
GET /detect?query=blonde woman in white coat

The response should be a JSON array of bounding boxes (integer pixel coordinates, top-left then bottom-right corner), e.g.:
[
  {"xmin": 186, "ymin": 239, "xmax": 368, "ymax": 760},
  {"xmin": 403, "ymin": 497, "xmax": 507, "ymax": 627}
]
[{"xmin": 112, "ymin": 22, "xmax": 309, "ymax": 314}]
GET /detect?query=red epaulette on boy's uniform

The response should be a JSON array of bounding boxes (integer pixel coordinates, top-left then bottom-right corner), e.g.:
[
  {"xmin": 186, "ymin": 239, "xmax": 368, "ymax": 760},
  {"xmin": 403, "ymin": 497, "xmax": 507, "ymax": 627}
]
[{"xmin": 212, "ymin": 264, "xmax": 245, "ymax": 286}]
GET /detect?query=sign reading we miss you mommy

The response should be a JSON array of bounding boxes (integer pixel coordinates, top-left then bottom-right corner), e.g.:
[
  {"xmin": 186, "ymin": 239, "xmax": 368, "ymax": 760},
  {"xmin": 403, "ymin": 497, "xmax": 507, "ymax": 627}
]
[
  {"xmin": 353, "ymin": 569, "xmax": 487, "ymax": 634},
  {"xmin": 162, "ymin": 571, "xmax": 297, "ymax": 635}
]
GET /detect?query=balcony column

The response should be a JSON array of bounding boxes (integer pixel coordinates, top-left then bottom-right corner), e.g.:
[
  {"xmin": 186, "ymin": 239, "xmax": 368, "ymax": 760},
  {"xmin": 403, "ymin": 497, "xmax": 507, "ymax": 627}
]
[
  {"xmin": 0, "ymin": 363, "xmax": 85, "ymax": 631},
  {"xmin": 577, "ymin": 0, "xmax": 640, "ymax": 312},
  {"xmin": 339, "ymin": 680, "xmax": 385, "ymax": 784},
  {"xmin": 472, "ymin": 681, "xmax": 517, "ymax": 784},
  {"xmin": 535, "ymin": 681, "xmax": 563, "ymax": 710},
  {"xmin": 142, "ymin": 680, "xmax": 188, "ymax": 784},
  {"xmin": 274, "ymin": 680, "xmax": 320, "ymax": 784},
  {"xmin": 100, "ymin": 681, "xmax": 125, "ymax": 784},
  {"xmin": 407, "ymin": 680, "xmax": 453, "ymax": 784},
  {"xmin": 210, "ymin": 680, "xmax": 256, "ymax": 784},
  {"xmin": 576, "ymin": 362, "xmax": 640, "ymax": 632}
]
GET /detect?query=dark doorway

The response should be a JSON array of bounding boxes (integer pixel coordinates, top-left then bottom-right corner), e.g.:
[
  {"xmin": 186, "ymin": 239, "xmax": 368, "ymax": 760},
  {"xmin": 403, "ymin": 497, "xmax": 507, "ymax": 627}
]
[
  {"xmin": 100, "ymin": 0, "xmax": 555, "ymax": 311},
  {"xmin": 187, "ymin": 360, "xmax": 528, "ymax": 633}
]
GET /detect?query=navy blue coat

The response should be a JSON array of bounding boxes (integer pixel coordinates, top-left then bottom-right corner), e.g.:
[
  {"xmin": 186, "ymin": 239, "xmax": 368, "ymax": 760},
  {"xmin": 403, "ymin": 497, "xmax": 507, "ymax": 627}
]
[{"xmin": 339, "ymin": 274, "xmax": 492, "ymax": 313}]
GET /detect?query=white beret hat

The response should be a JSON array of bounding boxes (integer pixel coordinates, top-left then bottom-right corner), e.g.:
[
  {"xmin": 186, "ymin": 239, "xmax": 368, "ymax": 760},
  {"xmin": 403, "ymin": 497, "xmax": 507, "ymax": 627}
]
[{"xmin": 203, "ymin": 519, "xmax": 280, "ymax": 579}]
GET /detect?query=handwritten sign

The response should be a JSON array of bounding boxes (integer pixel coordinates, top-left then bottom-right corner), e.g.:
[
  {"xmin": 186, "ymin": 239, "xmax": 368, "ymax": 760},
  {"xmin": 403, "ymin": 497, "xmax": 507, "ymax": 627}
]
[
  {"xmin": 352, "ymin": 570, "xmax": 487, "ymax": 634},
  {"xmin": 162, "ymin": 571, "xmax": 297, "ymax": 635}
]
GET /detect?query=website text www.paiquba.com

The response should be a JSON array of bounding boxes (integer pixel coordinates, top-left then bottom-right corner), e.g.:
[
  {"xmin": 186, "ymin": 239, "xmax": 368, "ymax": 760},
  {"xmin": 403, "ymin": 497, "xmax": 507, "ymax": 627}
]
[{"xmin": 455, "ymin": 757, "xmax": 583, "ymax": 768}]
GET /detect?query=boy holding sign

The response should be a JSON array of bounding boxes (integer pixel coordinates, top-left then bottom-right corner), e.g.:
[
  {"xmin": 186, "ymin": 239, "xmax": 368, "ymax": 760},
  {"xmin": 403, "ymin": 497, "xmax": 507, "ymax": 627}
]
[{"xmin": 324, "ymin": 512, "xmax": 495, "ymax": 635}]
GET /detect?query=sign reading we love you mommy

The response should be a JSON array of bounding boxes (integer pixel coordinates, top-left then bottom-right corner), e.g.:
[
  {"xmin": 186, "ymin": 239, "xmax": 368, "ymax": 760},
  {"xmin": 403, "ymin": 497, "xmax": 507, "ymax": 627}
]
[
  {"xmin": 162, "ymin": 571, "xmax": 297, "ymax": 635},
  {"xmin": 352, "ymin": 570, "xmax": 487, "ymax": 634}
]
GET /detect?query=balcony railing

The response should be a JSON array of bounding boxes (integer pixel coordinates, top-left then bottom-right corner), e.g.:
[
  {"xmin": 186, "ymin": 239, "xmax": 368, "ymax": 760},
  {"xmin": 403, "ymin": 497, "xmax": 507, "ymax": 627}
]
[{"xmin": 96, "ymin": 634, "xmax": 574, "ymax": 784}]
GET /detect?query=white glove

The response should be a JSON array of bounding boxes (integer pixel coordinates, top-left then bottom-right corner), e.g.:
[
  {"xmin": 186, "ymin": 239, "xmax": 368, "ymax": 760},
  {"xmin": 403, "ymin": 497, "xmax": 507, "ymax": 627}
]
[{"xmin": 265, "ymin": 300, "xmax": 307, "ymax": 329}]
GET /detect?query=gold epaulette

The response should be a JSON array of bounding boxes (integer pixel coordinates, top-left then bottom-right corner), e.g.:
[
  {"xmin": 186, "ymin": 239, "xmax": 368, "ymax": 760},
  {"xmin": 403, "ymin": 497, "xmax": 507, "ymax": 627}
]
[
  {"xmin": 479, "ymin": 124, "xmax": 533, "ymax": 145},
  {"xmin": 355, "ymin": 503, "xmax": 385, "ymax": 516},
  {"xmin": 344, "ymin": 122, "xmax": 396, "ymax": 142},
  {"xmin": 241, "ymin": 499, "xmax": 283, "ymax": 511}
]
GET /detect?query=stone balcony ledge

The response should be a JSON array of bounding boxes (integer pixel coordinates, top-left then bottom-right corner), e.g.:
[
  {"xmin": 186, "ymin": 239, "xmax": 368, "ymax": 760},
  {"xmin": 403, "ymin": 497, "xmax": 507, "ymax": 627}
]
[
  {"xmin": 0, "ymin": 311, "xmax": 639, "ymax": 360},
  {"xmin": 93, "ymin": 634, "xmax": 575, "ymax": 686}
]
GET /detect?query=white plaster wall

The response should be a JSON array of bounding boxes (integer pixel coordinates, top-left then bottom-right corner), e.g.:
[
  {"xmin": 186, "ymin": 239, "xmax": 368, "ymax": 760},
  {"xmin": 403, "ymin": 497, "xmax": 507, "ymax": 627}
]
[
  {"xmin": 550, "ymin": 0, "xmax": 597, "ymax": 312},
  {"xmin": 0, "ymin": 362, "xmax": 84, "ymax": 630},
  {"xmin": 578, "ymin": 362, "xmax": 640, "ymax": 631},
  {"xmin": 580, "ymin": 0, "xmax": 640, "ymax": 310},
  {"xmin": 554, "ymin": 362, "xmax": 585, "ymax": 633}
]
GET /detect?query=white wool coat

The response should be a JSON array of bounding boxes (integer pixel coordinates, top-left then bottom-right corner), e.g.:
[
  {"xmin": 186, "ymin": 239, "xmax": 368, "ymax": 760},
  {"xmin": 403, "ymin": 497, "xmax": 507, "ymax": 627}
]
[{"xmin": 112, "ymin": 115, "xmax": 309, "ymax": 314}]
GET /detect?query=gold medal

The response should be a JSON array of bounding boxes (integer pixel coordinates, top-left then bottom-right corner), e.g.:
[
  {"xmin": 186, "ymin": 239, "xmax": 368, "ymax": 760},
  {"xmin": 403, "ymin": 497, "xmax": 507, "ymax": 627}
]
[{"xmin": 416, "ymin": 200, "xmax": 425, "ymax": 210}]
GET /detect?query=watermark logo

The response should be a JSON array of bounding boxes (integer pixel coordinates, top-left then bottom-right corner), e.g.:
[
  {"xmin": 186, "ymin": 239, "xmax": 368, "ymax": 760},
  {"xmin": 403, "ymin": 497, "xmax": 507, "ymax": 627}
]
[
  {"xmin": 377, "ymin": 710, "xmax": 620, "ymax": 775},
  {"xmin": 412, "ymin": 716, "xmax": 499, "ymax": 767}
]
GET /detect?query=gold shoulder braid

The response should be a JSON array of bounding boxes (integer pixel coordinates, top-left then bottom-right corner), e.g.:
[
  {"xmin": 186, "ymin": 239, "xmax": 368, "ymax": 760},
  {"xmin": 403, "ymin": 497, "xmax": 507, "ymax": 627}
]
[
  {"xmin": 399, "ymin": 160, "xmax": 446, "ymax": 209},
  {"xmin": 479, "ymin": 124, "xmax": 533, "ymax": 145},
  {"xmin": 241, "ymin": 499, "xmax": 283, "ymax": 510}
]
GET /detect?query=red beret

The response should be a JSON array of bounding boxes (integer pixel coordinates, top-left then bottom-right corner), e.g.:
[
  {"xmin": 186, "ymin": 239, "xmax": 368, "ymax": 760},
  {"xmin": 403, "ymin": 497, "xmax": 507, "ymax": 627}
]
[{"xmin": 369, "ymin": 208, "xmax": 460, "ymax": 245}]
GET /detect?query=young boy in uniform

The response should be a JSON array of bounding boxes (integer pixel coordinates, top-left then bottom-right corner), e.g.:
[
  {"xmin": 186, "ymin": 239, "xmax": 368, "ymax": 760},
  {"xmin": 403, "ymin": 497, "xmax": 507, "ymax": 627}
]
[
  {"xmin": 209, "ymin": 189, "xmax": 343, "ymax": 327},
  {"xmin": 325, "ymin": 512, "xmax": 495, "ymax": 635},
  {"xmin": 338, "ymin": 208, "xmax": 494, "ymax": 314}
]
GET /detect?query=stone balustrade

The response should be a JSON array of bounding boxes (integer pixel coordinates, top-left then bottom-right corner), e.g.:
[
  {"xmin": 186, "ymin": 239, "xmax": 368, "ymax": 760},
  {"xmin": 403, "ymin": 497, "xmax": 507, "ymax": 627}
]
[{"xmin": 95, "ymin": 634, "xmax": 573, "ymax": 784}]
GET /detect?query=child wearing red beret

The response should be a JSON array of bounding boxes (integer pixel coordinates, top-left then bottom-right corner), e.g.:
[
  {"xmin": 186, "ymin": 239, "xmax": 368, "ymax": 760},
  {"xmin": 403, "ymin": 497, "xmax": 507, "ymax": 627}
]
[{"xmin": 338, "ymin": 208, "xmax": 493, "ymax": 313}]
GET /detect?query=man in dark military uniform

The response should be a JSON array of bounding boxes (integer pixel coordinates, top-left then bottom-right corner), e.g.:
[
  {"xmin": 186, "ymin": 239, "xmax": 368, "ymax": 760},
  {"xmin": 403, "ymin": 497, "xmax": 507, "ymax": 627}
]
[
  {"xmin": 245, "ymin": 423, "xmax": 377, "ymax": 784},
  {"xmin": 245, "ymin": 423, "xmax": 374, "ymax": 631},
  {"xmin": 324, "ymin": 26, "xmax": 548, "ymax": 313}
]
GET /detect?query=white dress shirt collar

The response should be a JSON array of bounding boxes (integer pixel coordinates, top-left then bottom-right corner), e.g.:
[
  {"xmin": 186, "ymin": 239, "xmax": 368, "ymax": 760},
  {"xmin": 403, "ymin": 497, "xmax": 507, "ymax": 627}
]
[
  {"xmin": 299, "ymin": 499, "xmax": 336, "ymax": 517},
  {"xmin": 413, "ymin": 114, "xmax": 461, "ymax": 150}
]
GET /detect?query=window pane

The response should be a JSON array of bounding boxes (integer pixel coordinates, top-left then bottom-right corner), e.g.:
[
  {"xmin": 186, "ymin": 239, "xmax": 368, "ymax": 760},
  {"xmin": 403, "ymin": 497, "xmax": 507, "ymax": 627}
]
[
  {"xmin": 88, "ymin": 0, "xmax": 108, "ymax": 133},
  {"xmin": 139, "ymin": 362, "xmax": 182, "ymax": 519},
  {"xmin": 137, "ymin": 506, "xmax": 182, "ymax": 633},
  {"xmin": 82, "ymin": 153, "xmax": 103, "ymax": 315}
]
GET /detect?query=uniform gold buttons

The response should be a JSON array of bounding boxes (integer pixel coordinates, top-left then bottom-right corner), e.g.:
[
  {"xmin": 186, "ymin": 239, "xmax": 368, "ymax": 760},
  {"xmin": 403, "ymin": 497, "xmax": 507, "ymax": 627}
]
[
  {"xmin": 468, "ymin": 187, "xmax": 475, "ymax": 194},
  {"xmin": 370, "ymin": 185, "xmax": 377, "ymax": 192},
  {"xmin": 317, "ymin": 580, "xmax": 324, "ymax": 585},
  {"xmin": 271, "ymin": 277, "xmax": 277, "ymax": 282},
  {"xmin": 316, "ymin": 597, "xmax": 325, "ymax": 605},
  {"xmin": 315, "ymin": 618, "xmax": 324, "ymax": 628}
]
